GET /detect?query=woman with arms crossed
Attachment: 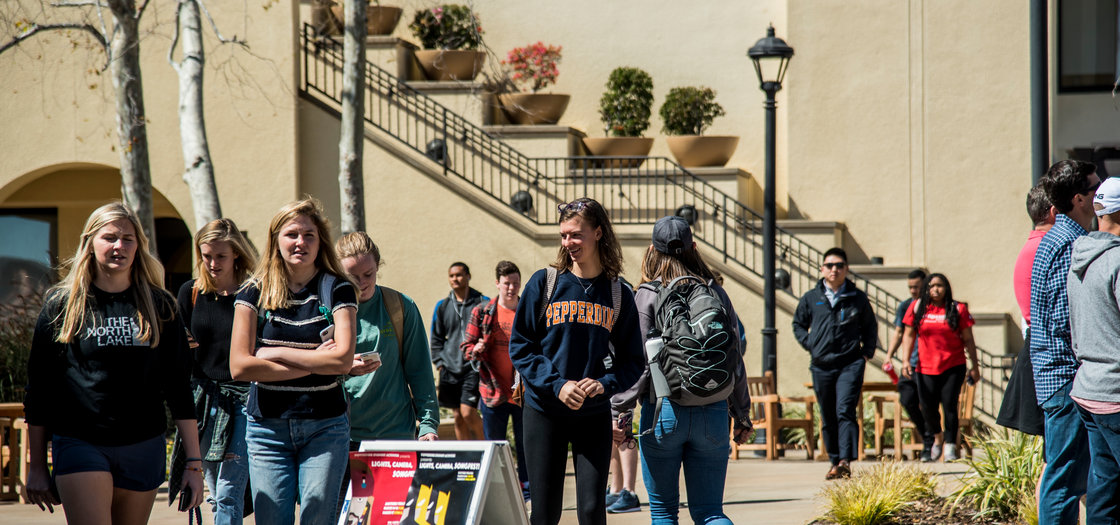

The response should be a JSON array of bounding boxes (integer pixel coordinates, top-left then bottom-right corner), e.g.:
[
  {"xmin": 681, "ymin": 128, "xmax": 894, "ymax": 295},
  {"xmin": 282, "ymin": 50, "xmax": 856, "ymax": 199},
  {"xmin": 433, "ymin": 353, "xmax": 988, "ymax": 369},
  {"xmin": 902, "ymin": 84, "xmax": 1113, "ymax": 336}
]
[
  {"xmin": 24, "ymin": 202, "xmax": 204, "ymax": 523},
  {"xmin": 229, "ymin": 199, "xmax": 358, "ymax": 525}
]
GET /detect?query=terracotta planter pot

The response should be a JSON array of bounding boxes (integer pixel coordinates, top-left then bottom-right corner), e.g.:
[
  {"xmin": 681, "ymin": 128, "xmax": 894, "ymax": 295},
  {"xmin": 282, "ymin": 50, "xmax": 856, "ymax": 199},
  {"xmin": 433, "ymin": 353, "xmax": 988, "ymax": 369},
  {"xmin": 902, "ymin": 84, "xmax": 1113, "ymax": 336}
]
[
  {"xmin": 414, "ymin": 50, "xmax": 485, "ymax": 81},
  {"xmin": 665, "ymin": 135, "xmax": 740, "ymax": 167},
  {"xmin": 498, "ymin": 93, "xmax": 571, "ymax": 125},
  {"xmin": 581, "ymin": 137, "xmax": 655, "ymax": 169},
  {"xmin": 328, "ymin": 4, "xmax": 403, "ymax": 36}
]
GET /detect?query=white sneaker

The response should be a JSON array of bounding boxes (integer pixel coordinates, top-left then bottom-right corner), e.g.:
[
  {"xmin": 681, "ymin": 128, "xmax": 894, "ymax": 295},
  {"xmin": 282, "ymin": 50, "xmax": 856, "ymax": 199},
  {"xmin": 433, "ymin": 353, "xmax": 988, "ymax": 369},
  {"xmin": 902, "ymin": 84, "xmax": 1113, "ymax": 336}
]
[
  {"xmin": 944, "ymin": 443, "xmax": 960, "ymax": 461},
  {"xmin": 930, "ymin": 443, "xmax": 943, "ymax": 461}
]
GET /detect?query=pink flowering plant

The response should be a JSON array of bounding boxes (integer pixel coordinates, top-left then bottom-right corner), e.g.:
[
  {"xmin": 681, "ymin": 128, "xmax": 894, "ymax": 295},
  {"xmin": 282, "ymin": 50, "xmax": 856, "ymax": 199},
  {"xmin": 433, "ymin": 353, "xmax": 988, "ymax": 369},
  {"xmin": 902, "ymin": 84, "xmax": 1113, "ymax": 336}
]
[
  {"xmin": 408, "ymin": 4, "xmax": 483, "ymax": 50},
  {"xmin": 503, "ymin": 42, "xmax": 562, "ymax": 93}
]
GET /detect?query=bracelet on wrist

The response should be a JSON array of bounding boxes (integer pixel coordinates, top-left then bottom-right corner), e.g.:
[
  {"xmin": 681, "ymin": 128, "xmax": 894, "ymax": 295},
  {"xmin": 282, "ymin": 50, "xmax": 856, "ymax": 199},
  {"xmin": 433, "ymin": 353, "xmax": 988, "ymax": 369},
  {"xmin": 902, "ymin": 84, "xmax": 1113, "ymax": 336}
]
[
  {"xmin": 185, "ymin": 457, "xmax": 202, "ymax": 463},
  {"xmin": 184, "ymin": 466, "xmax": 202, "ymax": 473}
]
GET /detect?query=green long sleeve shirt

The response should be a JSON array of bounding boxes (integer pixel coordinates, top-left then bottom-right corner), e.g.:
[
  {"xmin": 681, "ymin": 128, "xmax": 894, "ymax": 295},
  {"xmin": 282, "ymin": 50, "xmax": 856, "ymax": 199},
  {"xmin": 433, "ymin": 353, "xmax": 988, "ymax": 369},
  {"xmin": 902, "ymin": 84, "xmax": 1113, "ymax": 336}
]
[{"xmin": 344, "ymin": 287, "xmax": 440, "ymax": 440}]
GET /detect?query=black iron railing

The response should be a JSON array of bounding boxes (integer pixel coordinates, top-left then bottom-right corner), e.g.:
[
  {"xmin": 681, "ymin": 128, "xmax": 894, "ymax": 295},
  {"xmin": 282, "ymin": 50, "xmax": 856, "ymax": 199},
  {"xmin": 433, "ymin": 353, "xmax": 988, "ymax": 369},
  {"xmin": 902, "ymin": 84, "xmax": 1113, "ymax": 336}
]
[{"xmin": 299, "ymin": 24, "xmax": 1013, "ymax": 420}]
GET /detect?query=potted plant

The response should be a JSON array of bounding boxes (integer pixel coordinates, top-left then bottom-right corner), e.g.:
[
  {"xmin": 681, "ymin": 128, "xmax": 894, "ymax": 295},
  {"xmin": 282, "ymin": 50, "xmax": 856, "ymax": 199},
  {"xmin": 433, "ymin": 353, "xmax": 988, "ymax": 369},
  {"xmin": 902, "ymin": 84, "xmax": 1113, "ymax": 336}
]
[
  {"xmin": 659, "ymin": 86, "xmax": 738, "ymax": 167},
  {"xmin": 496, "ymin": 42, "xmax": 569, "ymax": 125},
  {"xmin": 313, "ymin": 1, "xmax": 403, "ymax": 36},
  {"xmin": 583, "ymin": 67, "xmax": 654, "ymax": 168},
  {"xmin": 408, "ymin": 4, "xmax": 485, "ymax": 81}
]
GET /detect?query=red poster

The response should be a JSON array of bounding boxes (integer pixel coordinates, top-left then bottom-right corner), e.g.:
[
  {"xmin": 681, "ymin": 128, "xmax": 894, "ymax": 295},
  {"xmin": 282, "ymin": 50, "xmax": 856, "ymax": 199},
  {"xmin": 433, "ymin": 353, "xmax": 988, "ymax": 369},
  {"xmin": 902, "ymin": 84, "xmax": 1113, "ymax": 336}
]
[{"xmin": 341, "ymin": 449, "xmax": 484, "ymax": 525}]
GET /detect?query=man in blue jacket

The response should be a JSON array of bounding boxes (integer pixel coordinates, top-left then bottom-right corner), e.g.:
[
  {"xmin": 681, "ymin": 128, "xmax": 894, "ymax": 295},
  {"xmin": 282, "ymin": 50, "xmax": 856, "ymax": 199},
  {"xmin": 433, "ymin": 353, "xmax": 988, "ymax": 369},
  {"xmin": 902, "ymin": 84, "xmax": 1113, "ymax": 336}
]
[{"xmin": 792, "ymin": 247, "xmax": 878, "ymax": 480}]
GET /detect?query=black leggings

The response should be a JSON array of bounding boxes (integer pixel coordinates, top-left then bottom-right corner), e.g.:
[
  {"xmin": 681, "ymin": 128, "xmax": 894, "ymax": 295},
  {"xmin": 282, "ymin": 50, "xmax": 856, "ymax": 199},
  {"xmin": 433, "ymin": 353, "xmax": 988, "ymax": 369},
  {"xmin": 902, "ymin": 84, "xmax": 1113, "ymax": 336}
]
[
  {"xmin": 897, "ymin": 374, "xmax": 929, "ymax": 439},
  {"xmin": 523, "ymin": 404, "xmax": 612, "ymax": 525},
  {"xmin": 917, "ymin": 364, "xmax": 967, "ymax": 444}
]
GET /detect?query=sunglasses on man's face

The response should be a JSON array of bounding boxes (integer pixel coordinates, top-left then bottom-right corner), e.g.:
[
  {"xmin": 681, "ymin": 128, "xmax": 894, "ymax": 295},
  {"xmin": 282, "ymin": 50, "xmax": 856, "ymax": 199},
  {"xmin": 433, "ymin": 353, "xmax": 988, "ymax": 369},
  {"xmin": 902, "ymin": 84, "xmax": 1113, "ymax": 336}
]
[
  {"xmin": 1081, "ymin": 180, "xmax": 1102, "ymax": 195},
  {"xmin": 823, "ymin": 262, "xmax": 846, "ymax": 270}
]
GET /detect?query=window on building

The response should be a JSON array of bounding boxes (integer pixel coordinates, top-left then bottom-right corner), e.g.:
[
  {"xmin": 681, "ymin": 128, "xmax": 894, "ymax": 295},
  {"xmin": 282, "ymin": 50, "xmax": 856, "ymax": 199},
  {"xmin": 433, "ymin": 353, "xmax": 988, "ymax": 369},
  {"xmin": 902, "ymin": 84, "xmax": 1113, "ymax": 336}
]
[
  {"xmin": 0, "ymin": 209, "xmax": 57, "ymax": 302},
  {"xmin": 1059, "ymin": 0, "xmax": 1120, "ymax": 92}
]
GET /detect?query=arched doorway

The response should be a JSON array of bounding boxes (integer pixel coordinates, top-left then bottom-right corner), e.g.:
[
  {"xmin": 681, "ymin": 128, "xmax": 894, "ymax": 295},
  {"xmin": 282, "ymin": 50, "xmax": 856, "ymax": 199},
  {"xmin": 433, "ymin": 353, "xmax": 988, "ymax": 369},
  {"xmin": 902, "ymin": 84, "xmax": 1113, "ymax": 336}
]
[{"xmin": 0, "ymin": 164, "xmax": 193, "ymax": 293}]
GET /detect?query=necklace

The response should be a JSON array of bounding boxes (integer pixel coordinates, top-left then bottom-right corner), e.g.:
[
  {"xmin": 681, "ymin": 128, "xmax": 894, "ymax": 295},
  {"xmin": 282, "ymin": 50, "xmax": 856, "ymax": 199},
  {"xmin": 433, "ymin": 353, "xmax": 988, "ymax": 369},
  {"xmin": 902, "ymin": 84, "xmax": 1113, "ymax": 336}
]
[{"xmin": 574, "ymin": 275, "xmax": 594, "ymax": 297}]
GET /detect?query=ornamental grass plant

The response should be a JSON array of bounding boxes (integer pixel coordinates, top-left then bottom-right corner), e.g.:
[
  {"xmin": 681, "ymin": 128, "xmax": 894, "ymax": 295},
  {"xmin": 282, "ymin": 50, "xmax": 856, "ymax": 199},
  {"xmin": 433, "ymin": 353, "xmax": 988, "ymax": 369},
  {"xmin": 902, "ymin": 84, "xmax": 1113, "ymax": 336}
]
[
  {"xmin": 949, "ymin": 428, "xmax": 1043, "ymax": 524},
  {"xmin": 817, "ymin": 461, "xmax": 938, "ymax": 525}
]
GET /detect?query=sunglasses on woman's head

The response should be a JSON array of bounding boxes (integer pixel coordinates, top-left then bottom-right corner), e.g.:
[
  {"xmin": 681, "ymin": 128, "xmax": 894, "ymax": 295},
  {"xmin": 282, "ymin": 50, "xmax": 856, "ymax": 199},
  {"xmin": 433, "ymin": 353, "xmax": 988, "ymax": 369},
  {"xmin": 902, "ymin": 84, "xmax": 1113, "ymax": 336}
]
[{"xmin": 557, "ymin": 201, "xmax": 589, "ymax": 214}]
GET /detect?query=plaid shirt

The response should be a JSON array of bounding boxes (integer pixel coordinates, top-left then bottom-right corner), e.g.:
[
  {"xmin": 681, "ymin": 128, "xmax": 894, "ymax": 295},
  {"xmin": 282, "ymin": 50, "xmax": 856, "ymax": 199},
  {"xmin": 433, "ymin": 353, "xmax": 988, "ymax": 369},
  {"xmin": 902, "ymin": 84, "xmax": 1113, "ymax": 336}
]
[
  {"xmin": 461, "ymin": 298, "xmax": 515, "ymax": 407},
  {"xmin": 1029, "ymin": 214, "xmax": 1088, "ymax": 405}
]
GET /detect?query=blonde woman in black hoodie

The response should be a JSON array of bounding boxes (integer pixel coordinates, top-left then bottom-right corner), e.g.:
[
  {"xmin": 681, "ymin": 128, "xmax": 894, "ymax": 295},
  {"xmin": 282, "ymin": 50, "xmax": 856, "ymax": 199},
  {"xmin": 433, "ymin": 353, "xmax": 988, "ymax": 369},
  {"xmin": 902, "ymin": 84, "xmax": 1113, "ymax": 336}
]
[{"xmin": 24, "ymin": 202, "xmax": 204, "ymax": 522}]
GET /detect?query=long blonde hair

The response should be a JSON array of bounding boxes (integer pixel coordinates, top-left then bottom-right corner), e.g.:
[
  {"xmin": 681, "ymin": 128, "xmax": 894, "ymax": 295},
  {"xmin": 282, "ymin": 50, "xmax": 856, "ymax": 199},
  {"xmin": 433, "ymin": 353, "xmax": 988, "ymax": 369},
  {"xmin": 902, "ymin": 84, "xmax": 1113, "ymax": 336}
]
[
  {"xmin": 52, "ymin": 202, "xmax": 168, "ymax": 347},
  {"xmin": 639, "ymin": 244, "xmax": 716, "ymax": 285},
  {"xmin": 193, "ymin": 218, "xmax": 258, "ymax": 294},
  {"xmin": 252, "ymin": 198, "xmax": 348, "ymax": 311}
]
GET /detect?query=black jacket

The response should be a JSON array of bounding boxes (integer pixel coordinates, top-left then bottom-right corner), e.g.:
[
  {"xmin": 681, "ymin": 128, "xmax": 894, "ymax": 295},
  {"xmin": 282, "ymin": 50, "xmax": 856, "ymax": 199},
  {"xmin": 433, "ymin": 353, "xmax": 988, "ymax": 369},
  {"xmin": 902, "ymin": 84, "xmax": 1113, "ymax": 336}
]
[{"xmin": 792, "ymin": 279, "xmax": 878, "ymax": 369}]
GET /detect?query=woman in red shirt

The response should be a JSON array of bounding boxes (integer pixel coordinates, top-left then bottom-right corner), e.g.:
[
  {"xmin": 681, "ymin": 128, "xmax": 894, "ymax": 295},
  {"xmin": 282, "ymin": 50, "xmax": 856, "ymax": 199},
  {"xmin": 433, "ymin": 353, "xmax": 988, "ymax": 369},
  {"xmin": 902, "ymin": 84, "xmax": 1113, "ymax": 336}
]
[{"xmin": 899, "ymin": 273, "xmax": 980, "ymax": 462}]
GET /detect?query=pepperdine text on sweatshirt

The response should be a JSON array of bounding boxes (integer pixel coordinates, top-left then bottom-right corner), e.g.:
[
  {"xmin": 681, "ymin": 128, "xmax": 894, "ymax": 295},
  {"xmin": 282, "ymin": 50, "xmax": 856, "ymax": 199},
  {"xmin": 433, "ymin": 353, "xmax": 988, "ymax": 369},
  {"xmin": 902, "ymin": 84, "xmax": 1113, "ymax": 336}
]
[
  {"xmin": 508, "ymin": 268, "xmax": 643, "ymax": 415},
  {"xmin": 25, "ymin": 286, "xmax": 194, "ymax": 446}
]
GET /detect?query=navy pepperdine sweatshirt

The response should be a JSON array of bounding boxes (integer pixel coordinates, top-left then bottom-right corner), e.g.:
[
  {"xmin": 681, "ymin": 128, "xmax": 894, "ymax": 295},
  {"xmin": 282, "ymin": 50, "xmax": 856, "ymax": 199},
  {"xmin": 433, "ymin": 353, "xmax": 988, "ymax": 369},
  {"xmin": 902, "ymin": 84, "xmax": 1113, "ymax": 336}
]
[{"xmin": 509, "ymin": 268, "xmax": 644, "ymax": 415}]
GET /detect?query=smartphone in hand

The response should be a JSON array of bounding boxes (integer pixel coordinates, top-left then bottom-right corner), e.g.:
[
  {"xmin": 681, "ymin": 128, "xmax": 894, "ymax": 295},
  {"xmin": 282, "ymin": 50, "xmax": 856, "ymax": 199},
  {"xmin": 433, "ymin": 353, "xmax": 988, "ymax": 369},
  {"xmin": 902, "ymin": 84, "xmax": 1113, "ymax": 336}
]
[{"xmin": 319, "ymin": 324, "xmax": 335, "ymax": 342}]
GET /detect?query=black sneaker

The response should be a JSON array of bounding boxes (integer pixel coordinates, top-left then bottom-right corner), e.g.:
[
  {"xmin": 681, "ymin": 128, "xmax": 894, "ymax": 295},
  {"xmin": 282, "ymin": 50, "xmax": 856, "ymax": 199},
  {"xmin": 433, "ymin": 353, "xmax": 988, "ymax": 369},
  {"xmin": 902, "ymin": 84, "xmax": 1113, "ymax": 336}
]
[
  {"xmin": 606, "ymin": 489, "xmax": 641, "ymax": 513},
  {"xmin": 605, "ymin": 490, "xmax": 622, "ymax": 508},
  {"xmin": 920, "ymin": 442, "xmax": 934, "ymax": 463}
]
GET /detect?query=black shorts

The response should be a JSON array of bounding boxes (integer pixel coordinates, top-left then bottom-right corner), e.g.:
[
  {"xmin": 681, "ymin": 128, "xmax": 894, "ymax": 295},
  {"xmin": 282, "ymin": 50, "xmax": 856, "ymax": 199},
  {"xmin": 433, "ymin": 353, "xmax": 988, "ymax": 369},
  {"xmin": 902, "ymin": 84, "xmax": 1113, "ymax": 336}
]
[
  {"xmin": 438, "ymin": 367, "xmax": 480, "ymax": 409},
  {"xmin": 51, "ymin": 434, "xmax": 166, "ymax": 491}
]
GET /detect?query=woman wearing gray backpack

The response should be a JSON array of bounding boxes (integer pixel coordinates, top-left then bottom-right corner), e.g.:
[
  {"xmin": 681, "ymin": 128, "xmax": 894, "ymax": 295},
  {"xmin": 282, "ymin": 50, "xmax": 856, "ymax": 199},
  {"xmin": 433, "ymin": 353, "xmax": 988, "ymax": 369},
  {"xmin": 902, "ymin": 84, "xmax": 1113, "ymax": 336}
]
[{"xmin": 612, "ymin": 215, "xmax": 753, "ymax": 524}]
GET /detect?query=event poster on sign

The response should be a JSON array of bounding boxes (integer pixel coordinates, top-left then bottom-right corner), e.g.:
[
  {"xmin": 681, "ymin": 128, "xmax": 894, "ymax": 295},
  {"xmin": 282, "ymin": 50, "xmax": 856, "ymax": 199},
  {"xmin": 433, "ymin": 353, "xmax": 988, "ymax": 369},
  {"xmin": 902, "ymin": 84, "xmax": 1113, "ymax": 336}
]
[{"xmin": 341, "ymin": 449, "xmax": 485, "ymax": 525}]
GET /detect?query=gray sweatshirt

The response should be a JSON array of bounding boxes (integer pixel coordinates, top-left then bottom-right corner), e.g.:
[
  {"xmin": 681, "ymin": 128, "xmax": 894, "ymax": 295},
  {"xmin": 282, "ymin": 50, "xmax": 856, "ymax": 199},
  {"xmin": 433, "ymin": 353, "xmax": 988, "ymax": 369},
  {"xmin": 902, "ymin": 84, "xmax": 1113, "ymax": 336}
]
[{"xmin": 1068, "ymin": 231, "xmax": 1120, "ymax": 402}]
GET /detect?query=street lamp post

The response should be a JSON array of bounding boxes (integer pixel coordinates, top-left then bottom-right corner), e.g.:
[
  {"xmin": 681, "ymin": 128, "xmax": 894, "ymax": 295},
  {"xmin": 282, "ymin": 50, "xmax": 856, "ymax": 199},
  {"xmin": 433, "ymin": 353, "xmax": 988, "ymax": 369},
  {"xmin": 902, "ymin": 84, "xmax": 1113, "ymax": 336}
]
[{"xmin": 748, "ymin": 25, "xmax": 793, "ymax": 384}]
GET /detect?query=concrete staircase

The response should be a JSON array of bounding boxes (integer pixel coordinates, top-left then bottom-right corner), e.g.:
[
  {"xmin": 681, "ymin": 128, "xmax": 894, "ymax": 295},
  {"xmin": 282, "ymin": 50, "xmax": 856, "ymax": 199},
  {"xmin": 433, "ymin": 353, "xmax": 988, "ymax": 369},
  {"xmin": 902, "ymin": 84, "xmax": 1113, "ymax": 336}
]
[{"xmin": 296, "ymin": 22, "xmax": 1016, "ymax": 421}]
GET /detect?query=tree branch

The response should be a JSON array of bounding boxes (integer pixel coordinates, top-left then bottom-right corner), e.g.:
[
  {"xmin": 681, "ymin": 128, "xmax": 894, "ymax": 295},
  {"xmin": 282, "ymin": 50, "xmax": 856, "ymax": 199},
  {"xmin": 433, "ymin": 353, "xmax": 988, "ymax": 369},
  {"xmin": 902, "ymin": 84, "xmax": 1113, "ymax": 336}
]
[
  {"xmin": 167, "ymin": 0, "xmax": 182, "ymax": 70},
  {"xmin": 197, "ymin": 0, "xmax": 247, "ymax": 46},
  {"xmin": 136, "ymin": 0, "xmax": 151, "ymax": 20},
  {"xmin": 50, "ymin": 1, "xmax": 108, "ymax": 7},
  {"xmin": 0, "ymin": 22, "xmax": 109, "ymax": 59}
]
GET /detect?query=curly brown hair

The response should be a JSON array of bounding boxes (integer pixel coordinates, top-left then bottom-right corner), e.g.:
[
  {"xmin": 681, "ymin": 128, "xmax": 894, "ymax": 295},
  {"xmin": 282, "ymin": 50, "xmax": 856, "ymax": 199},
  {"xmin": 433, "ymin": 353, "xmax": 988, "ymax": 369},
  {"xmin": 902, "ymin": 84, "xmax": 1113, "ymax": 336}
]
[{"xmin": 551, "ymin": 198, "xmax": 624, "ymax": 280}]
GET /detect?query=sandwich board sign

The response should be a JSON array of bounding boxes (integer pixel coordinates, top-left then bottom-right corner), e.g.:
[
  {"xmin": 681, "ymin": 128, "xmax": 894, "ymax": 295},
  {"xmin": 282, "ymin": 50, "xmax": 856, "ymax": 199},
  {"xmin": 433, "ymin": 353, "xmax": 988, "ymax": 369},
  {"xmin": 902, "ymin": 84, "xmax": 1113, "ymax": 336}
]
[{"xmin": 336, "ymin": 440, "xmax": 529, "ymax": 525}]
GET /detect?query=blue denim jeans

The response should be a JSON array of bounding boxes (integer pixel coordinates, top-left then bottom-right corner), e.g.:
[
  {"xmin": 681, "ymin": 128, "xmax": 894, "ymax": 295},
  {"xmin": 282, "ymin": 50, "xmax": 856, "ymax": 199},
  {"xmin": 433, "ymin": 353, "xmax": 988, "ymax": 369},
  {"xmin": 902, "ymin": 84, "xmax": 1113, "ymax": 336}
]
[
  {"xmin": 1038, "ymin": 382, "xmax": 1089, "ymax": 525},
  {"xmin": 638, "ymin": 398, "xmax": 732, "ymax": 525},
  {"xmin": 245, "ymin": 413, "xmax": 350, "ymax": 525},
  {"xmin": 202, "ymin": 403, "xmax": 249, "ymax": 525},
  {"xmin": 480, "ymin": 402, "xmax": 529, "ymax": 496},
  {"xmin": 1077, "ymin": 404, "xmax": 1120, "ymax": 524}
]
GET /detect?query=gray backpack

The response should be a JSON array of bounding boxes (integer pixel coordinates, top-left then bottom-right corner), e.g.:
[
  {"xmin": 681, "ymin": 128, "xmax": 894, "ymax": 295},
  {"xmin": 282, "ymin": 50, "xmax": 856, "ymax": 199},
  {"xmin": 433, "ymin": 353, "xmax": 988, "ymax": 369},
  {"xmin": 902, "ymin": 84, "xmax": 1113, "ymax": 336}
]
[{"xmin": 642, "ymin": 276, "xmax": 737, "ymax": 407}]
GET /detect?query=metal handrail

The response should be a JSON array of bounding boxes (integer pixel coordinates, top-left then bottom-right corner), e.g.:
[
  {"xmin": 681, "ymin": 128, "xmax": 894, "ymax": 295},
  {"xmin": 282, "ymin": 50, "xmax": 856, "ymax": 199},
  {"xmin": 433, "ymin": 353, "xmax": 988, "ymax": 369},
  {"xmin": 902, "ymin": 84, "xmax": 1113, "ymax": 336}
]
[{"xmin": 299, "ymin": 24, "xmax": 1012, "ymax": 420}]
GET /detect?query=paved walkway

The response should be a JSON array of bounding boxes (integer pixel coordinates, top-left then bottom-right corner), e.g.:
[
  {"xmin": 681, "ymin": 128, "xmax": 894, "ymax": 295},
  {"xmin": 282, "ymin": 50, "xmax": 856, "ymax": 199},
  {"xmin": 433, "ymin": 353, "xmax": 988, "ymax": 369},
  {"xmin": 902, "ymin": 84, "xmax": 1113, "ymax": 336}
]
[{"xmin": 0, "ymin": 456, "xmax": 969, "ymax": 525}]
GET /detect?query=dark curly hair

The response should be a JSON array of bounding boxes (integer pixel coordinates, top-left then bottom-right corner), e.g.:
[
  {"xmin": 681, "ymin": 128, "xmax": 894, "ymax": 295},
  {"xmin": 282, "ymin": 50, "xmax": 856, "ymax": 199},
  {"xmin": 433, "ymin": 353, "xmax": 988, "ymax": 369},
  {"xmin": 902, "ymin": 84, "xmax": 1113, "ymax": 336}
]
[{"xmin": 551, "ymin": 198, "xmax": 624, "ymax": 280}]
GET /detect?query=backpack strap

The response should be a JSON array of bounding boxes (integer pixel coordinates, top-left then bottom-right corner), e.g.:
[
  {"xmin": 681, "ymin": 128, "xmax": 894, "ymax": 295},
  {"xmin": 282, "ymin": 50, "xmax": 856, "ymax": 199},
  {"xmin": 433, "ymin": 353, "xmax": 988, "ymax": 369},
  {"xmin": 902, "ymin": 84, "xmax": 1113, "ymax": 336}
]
[
  {"xmin": 611, "ymin": 278, "xmax": 621, "ymax": 332},
  {"xmin": 191, "ymin": 284, "xmax": 199, "ymax": 308},
  {"xmin": 536, "ymin": 267, "xmax": 558, "ymax": 326},
  {"xmin": 318, "ymin": 273, "xmax": 337, "ymax": 324},
  {"xmin": 381, "ymin": 286, "xmax": 406, "ymax": 351}
]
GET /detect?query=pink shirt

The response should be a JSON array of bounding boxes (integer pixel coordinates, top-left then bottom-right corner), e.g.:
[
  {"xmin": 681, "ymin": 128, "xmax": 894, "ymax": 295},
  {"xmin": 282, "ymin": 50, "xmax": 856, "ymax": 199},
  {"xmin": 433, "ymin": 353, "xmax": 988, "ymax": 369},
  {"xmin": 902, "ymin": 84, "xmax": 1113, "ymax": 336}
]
[{"xmin": 1013, "ymin": 230, "xmax": 1046, "ymax": 325}]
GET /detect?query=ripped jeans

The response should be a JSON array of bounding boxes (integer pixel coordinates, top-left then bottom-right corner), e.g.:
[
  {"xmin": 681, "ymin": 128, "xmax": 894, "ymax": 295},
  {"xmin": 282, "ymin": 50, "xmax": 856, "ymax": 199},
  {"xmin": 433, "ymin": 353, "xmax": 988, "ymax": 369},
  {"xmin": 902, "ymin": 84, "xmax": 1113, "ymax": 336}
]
[{"xmin": 202, "ymin": 403, "xmax": 249, "ymax": 525}]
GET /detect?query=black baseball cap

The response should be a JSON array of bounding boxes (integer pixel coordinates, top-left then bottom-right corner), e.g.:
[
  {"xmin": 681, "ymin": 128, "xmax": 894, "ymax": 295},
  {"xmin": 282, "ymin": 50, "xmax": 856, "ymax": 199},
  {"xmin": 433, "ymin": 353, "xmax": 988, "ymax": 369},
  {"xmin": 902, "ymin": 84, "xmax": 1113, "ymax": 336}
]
[{"xmin": 652, "ymin": 216, "xmax": 693, "ymax": 255}]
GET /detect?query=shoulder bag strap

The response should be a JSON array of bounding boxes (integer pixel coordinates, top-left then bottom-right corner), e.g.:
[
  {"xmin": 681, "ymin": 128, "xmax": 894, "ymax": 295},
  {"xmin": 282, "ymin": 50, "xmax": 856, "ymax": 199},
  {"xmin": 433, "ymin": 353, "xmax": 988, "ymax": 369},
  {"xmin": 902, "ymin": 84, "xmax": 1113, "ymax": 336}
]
[
  {"xmin": 381, "ymin": 286, "xmax": 406, "ymax": 352},
  {"xmin": 536, "ymin": 267, "xmax": 558, "ymax": 326}
]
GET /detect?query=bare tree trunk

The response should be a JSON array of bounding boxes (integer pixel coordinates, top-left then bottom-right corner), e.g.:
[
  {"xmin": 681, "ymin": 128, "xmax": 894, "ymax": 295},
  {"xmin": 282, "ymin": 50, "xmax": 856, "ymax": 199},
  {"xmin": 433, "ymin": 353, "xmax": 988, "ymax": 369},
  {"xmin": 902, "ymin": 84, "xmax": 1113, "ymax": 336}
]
[
  {"xmin": 108, "ymin": 0, "xmax": 156, "ymax": 251},
  {"xmin": 173, "ymin": 0, "xmax": 221, "ymax": 228},
  {"xmin": 338, "ymin": 0, "xmax": 366, "ymax": 234}
]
